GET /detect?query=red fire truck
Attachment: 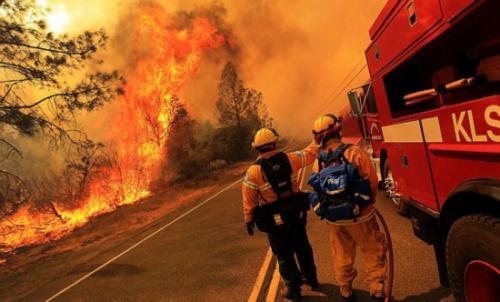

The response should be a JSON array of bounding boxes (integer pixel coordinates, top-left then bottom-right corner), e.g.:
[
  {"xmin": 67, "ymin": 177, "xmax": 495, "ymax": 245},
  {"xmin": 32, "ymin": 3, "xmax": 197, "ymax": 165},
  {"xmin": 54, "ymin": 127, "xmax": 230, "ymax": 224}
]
[{"xmin": 345, "ymin": 0, "xmax": 500, "ymax": 301}]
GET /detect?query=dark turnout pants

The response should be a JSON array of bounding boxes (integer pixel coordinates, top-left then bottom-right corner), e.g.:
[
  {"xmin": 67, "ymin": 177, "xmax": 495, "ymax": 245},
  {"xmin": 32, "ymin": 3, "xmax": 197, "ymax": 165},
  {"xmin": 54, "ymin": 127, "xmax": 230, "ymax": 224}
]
[{"xmin": 267, "ymin": 219, "xmax": 317, "ymax": 292}]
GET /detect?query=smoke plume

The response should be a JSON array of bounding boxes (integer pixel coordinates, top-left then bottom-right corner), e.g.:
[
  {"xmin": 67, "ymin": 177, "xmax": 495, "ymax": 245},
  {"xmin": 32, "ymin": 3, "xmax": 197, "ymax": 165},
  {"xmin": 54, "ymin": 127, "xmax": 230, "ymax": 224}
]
[{"xmin": 38, "ymin": 0, "xmax": 386, "ymax": 138}]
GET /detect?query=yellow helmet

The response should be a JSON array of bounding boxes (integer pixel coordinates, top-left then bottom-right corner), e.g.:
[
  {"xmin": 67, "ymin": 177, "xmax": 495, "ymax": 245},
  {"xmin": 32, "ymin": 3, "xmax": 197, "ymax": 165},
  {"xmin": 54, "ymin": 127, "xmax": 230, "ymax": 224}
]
[
  {"xmin": 312, "ymin": 114, "xmax": 341, "ymax": 144},
  {"xmin": 252, "ymin": 128, "xmax": 279, "ymax": 151},
  {"xmin": 313, "ymin": 115, "xmax": 336, "ymax": 134}
]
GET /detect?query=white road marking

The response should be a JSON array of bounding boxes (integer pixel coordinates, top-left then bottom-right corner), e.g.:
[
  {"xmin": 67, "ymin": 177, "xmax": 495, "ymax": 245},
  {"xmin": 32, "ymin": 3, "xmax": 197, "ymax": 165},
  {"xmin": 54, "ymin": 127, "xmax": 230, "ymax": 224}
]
[
  {"xmin": 45, "ymin": 179, "xmax": 242, "ymax": 302},
  {"xmin": 246, "ymin": 142, "xmax": 309, "ymax": 302},
  {"xmin": 248, "ymin": 248, "xmax": 273, "ymax": 302},
  {"xmin": 46, "ymin": 142, "xmax": 304, "ymax": 302},
  {"xmin": 265, "ymin": 262, "xmax": 280, "ymax": 302}
]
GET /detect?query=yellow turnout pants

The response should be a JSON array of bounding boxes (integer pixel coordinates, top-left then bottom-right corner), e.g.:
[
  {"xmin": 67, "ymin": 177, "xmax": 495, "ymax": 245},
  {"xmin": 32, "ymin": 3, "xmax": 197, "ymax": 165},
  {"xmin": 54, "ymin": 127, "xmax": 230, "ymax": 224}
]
[{"xmin": 329, "ymin": 215, "xmax": 387, "ymax": 297}]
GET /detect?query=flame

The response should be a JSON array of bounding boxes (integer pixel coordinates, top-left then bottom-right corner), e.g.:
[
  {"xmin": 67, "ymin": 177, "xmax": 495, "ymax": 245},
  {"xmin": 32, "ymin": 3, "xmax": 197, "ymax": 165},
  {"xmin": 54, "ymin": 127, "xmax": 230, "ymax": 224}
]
[{"xmin": 0, "ymin": 4, "xmax": 225, "ymax": 254}]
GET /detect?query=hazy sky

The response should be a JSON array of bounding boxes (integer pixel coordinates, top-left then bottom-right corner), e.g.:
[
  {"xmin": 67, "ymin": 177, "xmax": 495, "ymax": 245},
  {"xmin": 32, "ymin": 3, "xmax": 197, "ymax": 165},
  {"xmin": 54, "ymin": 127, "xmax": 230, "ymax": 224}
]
[{"xmin": 39, "ymin": 0, "xmax": 387, "ymax": 138}]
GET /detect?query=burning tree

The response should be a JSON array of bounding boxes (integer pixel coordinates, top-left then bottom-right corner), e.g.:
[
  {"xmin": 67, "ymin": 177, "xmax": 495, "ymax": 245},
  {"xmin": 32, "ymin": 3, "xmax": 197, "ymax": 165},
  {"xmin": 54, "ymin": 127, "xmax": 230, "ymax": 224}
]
[
  {"xmin": 0, "ymin": 0, "xmax": 122, "ymax": 218},
  {"xmin": 0, "ymin": 1, "xmax": 229, "ymax": 255}
]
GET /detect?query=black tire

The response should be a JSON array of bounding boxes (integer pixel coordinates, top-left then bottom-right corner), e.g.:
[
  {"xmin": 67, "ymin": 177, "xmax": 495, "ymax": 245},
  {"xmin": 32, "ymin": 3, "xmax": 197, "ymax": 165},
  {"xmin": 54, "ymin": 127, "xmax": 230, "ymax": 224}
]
[
  {"xmin": 446, "ymin": 215, "xmax": 500, "ymax": 302},
  {"xmin": 378, "ymin": 155, "xmax": 387, "ymax": 190},
  {"xmin": 398, "ymin": 199, "xmax": 409, "ymax": 217},
  {"xmin": 382, "ymin": 159, "xmax": 390, "ymax": 185},
  {"xmin": 380, "ymin": 153, "xmax": 388, "ymax": 181}
]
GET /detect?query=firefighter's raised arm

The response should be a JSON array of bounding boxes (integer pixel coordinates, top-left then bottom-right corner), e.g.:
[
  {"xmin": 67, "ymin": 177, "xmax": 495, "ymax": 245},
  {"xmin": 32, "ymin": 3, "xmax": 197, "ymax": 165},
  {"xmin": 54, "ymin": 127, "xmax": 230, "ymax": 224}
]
[{"xmin": 287, "ymin": 139, "xmax": 320, "ymax": 171}]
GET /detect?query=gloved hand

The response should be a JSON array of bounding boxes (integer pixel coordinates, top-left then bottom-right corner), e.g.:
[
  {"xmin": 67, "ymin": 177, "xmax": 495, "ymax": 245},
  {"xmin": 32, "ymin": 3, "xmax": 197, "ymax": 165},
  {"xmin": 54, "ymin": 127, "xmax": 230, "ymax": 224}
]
[{"xmin": 246, "ymin": 221, "xmax": 255, "ymax": 236}]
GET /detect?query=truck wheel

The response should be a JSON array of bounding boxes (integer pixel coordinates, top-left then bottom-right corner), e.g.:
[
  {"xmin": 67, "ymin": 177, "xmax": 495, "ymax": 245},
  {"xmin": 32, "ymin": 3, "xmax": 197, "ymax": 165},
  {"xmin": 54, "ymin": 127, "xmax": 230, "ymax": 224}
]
[
  {"xmin": 382, "ymin": 160, "xmax": 407, "ymax": 216},
  {"xmin": 446, "ymin": 215, "xmax": 500, "ymax": 302},
  {"xmin": 378, "ymin": 155, "xmax": 386, "ymax": 190}
]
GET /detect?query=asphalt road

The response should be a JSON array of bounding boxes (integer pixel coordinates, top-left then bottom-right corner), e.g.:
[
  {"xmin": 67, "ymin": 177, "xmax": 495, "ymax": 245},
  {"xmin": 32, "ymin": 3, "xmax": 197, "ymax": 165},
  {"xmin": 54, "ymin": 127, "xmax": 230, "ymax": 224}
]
[
  {"xmin": 295, "ymin": 192, "xmax": 452, "ymax": 302},
  {"xmin": 0, "ymin": 176, "xmax": 451, "ymax": 301}
]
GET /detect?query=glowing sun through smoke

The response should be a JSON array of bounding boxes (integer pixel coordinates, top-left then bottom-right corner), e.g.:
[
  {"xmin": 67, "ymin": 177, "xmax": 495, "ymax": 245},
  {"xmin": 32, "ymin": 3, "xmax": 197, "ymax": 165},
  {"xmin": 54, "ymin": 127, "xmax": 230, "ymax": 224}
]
[
  {"xmin": 36, "ymin": 0, "xmax": 71, "ymax": 34},
  {"xmin": 47, "ymin": 5, "xmax": 70, "ymax": 34}
]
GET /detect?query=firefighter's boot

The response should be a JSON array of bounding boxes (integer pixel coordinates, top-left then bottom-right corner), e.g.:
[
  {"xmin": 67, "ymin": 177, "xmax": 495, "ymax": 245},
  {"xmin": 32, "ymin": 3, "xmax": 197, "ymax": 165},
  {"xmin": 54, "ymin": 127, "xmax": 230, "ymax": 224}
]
[
  {"xmin": 302, "ymin": 277, "xmax": 320, "ymax": 291},
  {"xmin": 370, "ymin": 294, "xmax": 385, "ymax": 302},
  {"xmin": 339, "ymin": 287, "xmax": 355, "ymax": 302},
  {"xmin": 281, "ymin": 287, "xmax": 302, "ymax": 302},
  {"xmin": 308, "ymin": 279, "xmax": 320, "ymax": 291}
]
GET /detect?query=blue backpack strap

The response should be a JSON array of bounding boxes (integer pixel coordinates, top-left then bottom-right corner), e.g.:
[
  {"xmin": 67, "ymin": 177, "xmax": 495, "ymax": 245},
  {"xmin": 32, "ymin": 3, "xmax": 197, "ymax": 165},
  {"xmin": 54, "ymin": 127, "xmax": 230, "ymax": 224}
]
[
  {"xmin": 333, "ymin": 143, "xmax": 352, "ymax": 163},
  {"xmin": 318, "ymin": 143, "xmax": 352, "ymax": 168},
  {"xmin": 317, "ymin": 152, "xmax": 326, "ymax": 172}
]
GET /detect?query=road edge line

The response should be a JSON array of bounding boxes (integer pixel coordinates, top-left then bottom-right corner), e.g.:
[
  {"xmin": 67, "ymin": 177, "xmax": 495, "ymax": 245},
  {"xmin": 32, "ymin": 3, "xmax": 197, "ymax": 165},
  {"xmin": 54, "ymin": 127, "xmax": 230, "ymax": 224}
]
[
  {"xmin": 45, "ymin": 179, "xmax": 242, "ymax": 302},
  {"xmin": 246, "ymin": 141, "xmax": 303, "ymax": 302},
  {"xmin": 47, "ymin": 142, "xmax": 301, "ymax": 302},
  {"xmin": 265, "ymin": 261, "xmax": 280, "ymax": 302},
  {"xmin": 247, "ymin": 248, "xmax": 273, "ymax": 302}
]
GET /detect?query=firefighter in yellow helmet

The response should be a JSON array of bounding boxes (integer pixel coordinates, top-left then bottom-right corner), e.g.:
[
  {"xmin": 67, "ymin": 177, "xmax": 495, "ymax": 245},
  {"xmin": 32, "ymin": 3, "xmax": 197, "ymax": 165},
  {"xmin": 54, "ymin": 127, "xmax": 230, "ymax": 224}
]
[
  {"xmin": 242, "ymin": 128, "xmax": 320, "ymax": 302},
  {"xmin": 309, "ymin": 114, "xmax": 387, "ymax": 302}
]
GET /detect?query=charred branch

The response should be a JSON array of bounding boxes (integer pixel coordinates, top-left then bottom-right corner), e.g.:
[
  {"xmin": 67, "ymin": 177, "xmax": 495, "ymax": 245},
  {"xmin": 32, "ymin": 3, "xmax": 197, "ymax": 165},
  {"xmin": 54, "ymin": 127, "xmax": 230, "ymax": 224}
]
[
  {"xmin": 0, "ymin": 138, "xmax": 22, "ymax": 160},
  {"xmin": 0, "ymin": 39, "xmax": 97, "ymax": 57}
]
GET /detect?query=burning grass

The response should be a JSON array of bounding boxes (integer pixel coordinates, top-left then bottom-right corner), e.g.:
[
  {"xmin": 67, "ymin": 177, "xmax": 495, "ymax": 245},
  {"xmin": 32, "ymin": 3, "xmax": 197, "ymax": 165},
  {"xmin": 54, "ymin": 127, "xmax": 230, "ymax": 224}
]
[{"xmin": 0, "ymin": 161, "xmax": 248, "ymax": 272}]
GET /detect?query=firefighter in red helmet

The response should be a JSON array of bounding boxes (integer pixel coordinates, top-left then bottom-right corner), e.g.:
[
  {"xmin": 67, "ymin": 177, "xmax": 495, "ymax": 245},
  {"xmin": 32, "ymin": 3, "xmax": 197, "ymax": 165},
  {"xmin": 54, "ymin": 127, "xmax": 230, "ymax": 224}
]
[{"xmin": 310, "ymin": 114, "xmax": 387, "ymax": 302}]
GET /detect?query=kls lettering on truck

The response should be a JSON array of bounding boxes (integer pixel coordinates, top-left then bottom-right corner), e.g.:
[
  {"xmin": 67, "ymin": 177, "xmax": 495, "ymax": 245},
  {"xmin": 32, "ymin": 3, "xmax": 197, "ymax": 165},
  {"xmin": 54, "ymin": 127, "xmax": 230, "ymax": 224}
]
[{"xmin": 452, "ymin": 104, "xmax": 500, "ymax": 142}]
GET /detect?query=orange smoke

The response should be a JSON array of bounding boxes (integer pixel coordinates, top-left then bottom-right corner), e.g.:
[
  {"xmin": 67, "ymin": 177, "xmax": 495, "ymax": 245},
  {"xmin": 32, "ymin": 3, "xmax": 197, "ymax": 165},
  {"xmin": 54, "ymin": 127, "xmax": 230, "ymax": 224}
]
[{"xmin": 0, "ymin": 4, "xmax": 225, "ymax": 254}]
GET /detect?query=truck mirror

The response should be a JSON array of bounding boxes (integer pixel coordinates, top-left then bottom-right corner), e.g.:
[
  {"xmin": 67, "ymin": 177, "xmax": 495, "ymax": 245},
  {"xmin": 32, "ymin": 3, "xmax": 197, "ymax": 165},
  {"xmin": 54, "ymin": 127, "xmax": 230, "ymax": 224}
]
[{"xmin": 348, "ymin": 91, "xmax": 362, "ymax": 116}]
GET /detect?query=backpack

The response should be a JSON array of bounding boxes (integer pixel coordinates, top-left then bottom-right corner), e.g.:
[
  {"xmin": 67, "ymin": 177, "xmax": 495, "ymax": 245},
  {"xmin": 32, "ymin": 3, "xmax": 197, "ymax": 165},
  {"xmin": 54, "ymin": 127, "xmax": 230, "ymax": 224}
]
[
  {"xmin": 257, "ymin": 152, "xmax": 293, "ymax": 199},
  {"xmin": 252, "ymin": 152, "xmax": 309, "ymax": 232},
  {"xmin": 307, "ymin": 144, "xmax": 372, "ymax": 222}
]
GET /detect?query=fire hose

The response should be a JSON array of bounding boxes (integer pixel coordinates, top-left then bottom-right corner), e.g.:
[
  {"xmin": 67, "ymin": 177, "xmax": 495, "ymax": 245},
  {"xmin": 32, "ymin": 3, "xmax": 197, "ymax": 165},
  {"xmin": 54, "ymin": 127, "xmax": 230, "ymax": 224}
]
[{"xmin": 374, "ymin": 207, "xmax": 394, "ymax": 302}]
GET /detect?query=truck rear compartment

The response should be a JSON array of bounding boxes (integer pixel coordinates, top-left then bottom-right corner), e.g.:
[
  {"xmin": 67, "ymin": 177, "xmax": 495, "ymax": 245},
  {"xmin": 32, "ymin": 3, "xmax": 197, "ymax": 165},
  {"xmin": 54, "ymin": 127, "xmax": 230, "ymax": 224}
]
[{"xmin": 383, "ymin": 0, "xmax": 500, "ymax": 118}]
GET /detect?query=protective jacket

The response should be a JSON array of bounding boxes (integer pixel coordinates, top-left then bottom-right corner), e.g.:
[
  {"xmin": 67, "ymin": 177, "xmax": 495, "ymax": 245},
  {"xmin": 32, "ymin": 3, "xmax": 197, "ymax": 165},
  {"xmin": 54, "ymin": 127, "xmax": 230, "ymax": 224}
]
[{"xmin": 242, "ymin": 141, "xmax": 319, "ymax": 223}]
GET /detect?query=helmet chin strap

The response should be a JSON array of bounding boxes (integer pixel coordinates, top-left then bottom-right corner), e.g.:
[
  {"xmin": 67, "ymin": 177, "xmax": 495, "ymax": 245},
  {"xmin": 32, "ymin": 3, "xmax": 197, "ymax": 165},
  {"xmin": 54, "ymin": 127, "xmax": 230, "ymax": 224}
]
[
  {"xmin": 256, "ymin": 143, "xmax": 276, "ymax": 153},
  {"xmin": 320, "ymin": 129, "xmax": 341, "ymax": 148}
]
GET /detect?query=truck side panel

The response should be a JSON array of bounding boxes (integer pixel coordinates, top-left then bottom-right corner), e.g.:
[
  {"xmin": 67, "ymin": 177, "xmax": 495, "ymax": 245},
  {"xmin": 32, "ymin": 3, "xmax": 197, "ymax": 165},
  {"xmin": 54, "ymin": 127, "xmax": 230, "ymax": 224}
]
[
  {"xmin": 419, "ymin": 96, "xmax": 500, "ymax": 207},
  {"xmin": 382, "ymin": 125, "xmax": 440, "ymax": 210},
  {"xmin": 441, "ymin": 0, "xmax": 478, "ymax": 21}
]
